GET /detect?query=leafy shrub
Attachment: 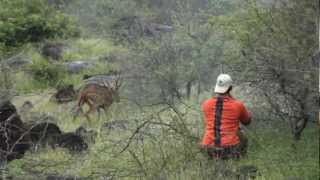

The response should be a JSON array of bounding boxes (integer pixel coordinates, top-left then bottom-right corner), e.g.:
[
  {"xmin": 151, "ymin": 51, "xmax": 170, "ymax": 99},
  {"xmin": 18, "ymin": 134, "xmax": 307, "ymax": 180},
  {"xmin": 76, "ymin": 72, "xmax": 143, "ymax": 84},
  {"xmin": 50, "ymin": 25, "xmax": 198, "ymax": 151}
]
[
  {"xmin": 0, "ymin": 0, "xmax": 79, "ymax": 47},
  {"xmin": 28, "ymin": 58, "xmax": 67, "ymax": 88}
]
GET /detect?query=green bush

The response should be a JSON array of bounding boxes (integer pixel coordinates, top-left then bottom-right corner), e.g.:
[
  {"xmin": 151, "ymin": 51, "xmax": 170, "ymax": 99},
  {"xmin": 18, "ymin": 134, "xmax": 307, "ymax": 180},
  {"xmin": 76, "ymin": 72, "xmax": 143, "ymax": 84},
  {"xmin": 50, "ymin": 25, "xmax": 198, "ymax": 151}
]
[
  {"xmin": 28, "ymin": 58, "xmax": 67, "ymax": 88},
  {"xmin": 0, "ymin": 0, "xmax": 79, "ymax": 47}
]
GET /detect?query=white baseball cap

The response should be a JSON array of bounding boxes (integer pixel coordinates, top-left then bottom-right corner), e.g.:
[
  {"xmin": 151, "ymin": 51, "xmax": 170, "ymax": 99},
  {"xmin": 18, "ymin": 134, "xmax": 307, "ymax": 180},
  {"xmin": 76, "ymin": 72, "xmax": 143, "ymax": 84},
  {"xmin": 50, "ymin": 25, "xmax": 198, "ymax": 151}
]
[{"xmin": 214, "ymin": 74, "xmax": 233, "ymax": 93}]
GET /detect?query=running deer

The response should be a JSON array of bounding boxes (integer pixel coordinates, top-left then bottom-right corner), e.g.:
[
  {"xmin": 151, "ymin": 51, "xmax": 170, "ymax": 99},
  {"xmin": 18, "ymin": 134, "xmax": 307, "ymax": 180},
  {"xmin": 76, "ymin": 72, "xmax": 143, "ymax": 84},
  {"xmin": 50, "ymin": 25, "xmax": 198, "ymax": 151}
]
[{"xmin": 74, "ymin": 74, "xmax": 122, "ymax": 120}]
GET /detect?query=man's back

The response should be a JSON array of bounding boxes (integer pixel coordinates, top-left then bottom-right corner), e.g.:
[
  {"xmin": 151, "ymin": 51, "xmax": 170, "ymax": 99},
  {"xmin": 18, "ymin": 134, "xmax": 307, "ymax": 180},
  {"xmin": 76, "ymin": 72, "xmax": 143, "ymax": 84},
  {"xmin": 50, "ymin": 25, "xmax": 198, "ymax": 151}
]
[{"xmin": 201, "ymin": 95, "xmax": 250, "ymax": 147}]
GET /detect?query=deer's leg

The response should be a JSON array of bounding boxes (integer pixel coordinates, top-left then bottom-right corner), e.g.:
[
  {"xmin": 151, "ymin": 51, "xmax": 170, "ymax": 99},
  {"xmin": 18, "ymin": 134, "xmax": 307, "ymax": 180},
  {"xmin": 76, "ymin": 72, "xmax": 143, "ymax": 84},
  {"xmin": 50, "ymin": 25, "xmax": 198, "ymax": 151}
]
[
  {"xmin": 103, "ymin": 106, "xmax": 109, "ymax": 116},
  {"xmin": 83, "ymin": 99, "xmax": 93, "ymax": 121},
  {"xmin": 97, "ymin": 106, "xmax": 108, "ymax": 121},
  {"xmin": 85, "ymin": 99, "xmax": 100, "ymax": 121},
  {"xmin": 84, "ymin": 106, "xmax": 93, "ymax": 121},
  {"xmin": 73, "ymin": 96, "xmax": 85, "ymax": 120},
  {"xmin": 97, "ymin": 107, "xmax": 102, "ymax": 120},
  {"xmin": 73, "ymin": 105, "xmax": 85, "ymax": 120},
  {"xmin": 101, "ymin": 105, "xmax": 110, "ymax": 119}
]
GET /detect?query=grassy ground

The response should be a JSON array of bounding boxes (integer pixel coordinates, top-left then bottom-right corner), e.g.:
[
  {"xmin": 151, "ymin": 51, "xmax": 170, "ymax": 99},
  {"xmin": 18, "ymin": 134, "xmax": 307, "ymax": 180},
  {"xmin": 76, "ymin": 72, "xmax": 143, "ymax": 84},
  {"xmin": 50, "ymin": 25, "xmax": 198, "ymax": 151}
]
[
  {"xmin": 6, "ymin": 91, "xmax": 320, "ymax": 180},
  {"xmin": 2, "ymin": 38, "xmax": 319, "ymax": 180}
]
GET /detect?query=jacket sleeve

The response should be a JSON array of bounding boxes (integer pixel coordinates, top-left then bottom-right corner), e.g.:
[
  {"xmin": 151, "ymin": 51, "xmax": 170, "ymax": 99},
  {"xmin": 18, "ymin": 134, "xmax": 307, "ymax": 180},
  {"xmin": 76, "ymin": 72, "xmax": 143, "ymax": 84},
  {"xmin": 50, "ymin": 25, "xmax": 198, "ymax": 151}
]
[{"xmin": 238, "ymin": 102, "xmax": 251, "ymax": 125}]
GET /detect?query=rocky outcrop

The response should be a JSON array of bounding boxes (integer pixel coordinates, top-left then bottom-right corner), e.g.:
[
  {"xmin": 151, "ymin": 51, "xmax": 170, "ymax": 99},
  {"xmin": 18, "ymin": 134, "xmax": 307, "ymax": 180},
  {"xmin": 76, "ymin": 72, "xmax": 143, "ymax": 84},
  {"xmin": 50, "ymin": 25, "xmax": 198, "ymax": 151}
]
[
  {"xmin": 26, "ymin": 122, "xmax": 89, "ymax": 152},
  {"xmin": 28, "ymin": 122, "xmax": 62, "ymax": 148},
  {"xmin": 1, "ymin": 100, "xmax": 91, "ymax": 163},
  {"xmin": 0, "ymin": 101, "xmax": 30, "ymax": 162}
]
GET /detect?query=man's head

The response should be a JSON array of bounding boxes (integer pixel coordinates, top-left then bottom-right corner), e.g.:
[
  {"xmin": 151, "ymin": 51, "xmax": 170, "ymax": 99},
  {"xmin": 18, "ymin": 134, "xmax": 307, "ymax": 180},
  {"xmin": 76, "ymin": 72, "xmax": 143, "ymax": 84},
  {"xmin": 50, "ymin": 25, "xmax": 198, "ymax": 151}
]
[{"xmin": 214, "ymin": 74, "xmax": 233, "ymax": 94}]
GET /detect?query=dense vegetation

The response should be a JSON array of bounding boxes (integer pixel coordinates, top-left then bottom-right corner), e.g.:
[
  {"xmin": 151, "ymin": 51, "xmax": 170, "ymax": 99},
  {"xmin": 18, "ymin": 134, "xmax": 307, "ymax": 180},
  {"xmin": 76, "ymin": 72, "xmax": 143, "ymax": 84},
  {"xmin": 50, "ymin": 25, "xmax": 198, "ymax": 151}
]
[
  {"xmin": 0, "ymin": 0, "xmax": 79, "ymax": 53},
  {"xmin": 0, "ymin": 0, "xmax": 318, "ymax": 179}
]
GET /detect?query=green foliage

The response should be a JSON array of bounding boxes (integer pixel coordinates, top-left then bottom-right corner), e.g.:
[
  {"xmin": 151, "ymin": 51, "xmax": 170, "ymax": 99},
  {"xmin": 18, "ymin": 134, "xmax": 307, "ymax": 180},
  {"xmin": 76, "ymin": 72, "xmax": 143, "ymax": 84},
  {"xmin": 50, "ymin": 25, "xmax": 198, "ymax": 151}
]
[
  {"xmin": 28, "ymin": 56, "xmax": 67, "ymax": 88},
  {"xmin": 0, "ymin": 0, "xmax": 79, "ymax": 48}
]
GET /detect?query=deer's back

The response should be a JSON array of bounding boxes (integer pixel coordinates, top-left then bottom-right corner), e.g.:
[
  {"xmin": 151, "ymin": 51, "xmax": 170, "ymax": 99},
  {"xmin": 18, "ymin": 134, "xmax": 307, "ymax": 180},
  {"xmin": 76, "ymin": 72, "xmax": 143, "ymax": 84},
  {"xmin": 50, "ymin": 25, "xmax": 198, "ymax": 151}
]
[{"xmin": 80, "ymin": 84, "xmax": 115, "ymax": 107}]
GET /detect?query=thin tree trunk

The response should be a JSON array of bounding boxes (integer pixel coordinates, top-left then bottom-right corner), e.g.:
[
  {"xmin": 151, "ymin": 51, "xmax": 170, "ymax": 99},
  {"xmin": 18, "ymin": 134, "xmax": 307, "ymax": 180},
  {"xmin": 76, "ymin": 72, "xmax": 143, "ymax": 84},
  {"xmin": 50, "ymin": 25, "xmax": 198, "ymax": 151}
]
[{"xmin": 186, "ymin": 81, "xmax": 192, "ymax": 99}]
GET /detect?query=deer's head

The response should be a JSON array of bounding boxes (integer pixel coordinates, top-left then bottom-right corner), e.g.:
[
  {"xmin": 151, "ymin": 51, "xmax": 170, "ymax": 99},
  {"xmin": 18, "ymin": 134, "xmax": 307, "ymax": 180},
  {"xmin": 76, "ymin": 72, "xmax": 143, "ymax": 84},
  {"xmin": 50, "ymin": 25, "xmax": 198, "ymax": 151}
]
[{"xmin": 106, "ymin": 73, "xmax": 122, "ymax": 103}]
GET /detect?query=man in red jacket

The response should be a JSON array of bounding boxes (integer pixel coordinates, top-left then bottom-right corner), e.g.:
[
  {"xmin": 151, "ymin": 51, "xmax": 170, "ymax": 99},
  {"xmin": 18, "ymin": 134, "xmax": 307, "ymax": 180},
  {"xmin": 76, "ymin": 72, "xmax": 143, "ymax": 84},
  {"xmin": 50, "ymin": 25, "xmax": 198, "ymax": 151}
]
[{"xmin": 201, "ymin": 74, "xmax": 251, "ymax": 159}]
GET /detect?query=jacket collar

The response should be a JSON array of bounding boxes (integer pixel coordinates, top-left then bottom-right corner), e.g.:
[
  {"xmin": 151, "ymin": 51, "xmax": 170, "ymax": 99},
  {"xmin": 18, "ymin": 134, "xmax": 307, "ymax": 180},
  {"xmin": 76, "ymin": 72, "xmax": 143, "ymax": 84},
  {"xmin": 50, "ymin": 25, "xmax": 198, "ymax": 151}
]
[{"xmin": 214, "ymin": 94, "xmax": 234, "ymax": 101}]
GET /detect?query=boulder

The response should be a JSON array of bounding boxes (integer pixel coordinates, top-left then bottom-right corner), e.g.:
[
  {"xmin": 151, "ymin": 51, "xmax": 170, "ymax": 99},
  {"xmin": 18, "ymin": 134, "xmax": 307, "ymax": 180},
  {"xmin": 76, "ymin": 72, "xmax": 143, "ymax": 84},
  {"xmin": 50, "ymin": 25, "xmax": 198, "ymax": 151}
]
[
  {"xmin": 63, "ymin": 61, "xmax": 93, "ymax": 74},
  {"xmin": 56, "ymin": 133, "xmax": 88, "ymax": 152},
  {"xmin": 102, "ymin": 120, "xmax": 129, "ymax": 131},
  {"xmin": 75, "ymin": 126, "xmax": 97, "ymax": 144},
  {"xmin": 51, "ymin": 84, "xmax": 76, "ymax": 103},
  {"xmin": 27, "ymin": 122, "xmax": 62, "ymax": 148},
  {"xmin": 41, "ymin": 42, "xmax": 65, "ymax": 61},
  {"xmin": 27, "ymin": 122, "xmax": 89, "ymax": 152},
  {"xmin": 1, "ymin": 100, "xmax": 89, "ymax": 162},
  {"xmin": 0, "ymin": 101, "xmax": 30, "ymax": 162},
  {"xmin": 3, "ymin": 54, "xmax": 31, "ymax": 69}
]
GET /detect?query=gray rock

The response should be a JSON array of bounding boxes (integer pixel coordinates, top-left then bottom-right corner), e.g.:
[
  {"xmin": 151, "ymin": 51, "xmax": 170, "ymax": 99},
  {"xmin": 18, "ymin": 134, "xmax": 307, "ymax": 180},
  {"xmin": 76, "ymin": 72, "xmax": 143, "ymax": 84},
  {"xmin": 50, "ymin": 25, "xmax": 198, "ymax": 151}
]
[
  {"xmin": 64, "ymin": 61, "xmax": 93, "ymax": 73},
  {"xmin": 103, "ymin": 120, "xmax": 129, "ymax": 131},
  {"xmin": 51, "ymin": 84, "xmax": 76, "ymax": 103},
  {"xmin": 56, "ymin": 132, "xmax": 88, "ymax": 152},
  {"xmin": 0, "ymin": 101, "xmax": 30, "ymax": 162},
  {"xmin": 41, "ymin": 42, "xmax": 66, "ymax": 61},
  {"xmin": 154, "ymin": 24, "xmax": 173, "ymax": 32},
  {"xmin": 75, "ymin": 126, "xmax": 97, "ymax": 144},
  {"xmin": 3, "ymin": 54, "xmax": 31, "ymax": 69},
  {"xmin": 27, "ymin": 122, "xmax": 62, "ymax": 148}
]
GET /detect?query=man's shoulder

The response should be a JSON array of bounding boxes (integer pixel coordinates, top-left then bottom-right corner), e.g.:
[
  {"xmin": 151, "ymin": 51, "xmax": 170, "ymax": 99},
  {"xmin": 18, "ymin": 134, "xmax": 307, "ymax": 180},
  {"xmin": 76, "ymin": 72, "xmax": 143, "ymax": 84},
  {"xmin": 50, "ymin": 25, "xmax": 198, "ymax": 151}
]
[
  {"xmin": 229, "ymin": 98, "xmax": 245, "ymax": 107},
  {"xmin": 202, "ymin": 98, "xmax": 216, "ymax": 108}
]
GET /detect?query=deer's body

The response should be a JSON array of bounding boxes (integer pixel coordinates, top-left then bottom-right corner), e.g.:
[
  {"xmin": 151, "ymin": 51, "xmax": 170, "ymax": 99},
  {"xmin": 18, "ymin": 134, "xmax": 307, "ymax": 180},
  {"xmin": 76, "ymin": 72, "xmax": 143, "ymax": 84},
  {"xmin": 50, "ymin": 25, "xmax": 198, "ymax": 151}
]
[{"xmin": 75, "ymin": 82, "xmax": 120, "ymax": 120}]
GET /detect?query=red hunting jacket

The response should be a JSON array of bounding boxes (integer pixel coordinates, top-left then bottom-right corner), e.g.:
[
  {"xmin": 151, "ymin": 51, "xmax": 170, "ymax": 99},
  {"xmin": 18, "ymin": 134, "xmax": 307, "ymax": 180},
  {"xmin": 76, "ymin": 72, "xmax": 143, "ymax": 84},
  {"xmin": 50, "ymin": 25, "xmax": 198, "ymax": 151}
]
[{"xmin": 201, "ymin": 95, "xmax": 251, "ymax": 147}]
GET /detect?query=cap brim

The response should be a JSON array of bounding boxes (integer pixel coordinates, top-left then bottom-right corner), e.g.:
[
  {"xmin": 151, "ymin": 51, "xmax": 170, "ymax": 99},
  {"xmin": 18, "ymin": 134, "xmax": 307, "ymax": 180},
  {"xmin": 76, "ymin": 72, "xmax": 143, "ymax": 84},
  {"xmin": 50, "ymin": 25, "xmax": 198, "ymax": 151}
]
[{"xmin": 214, "ymin": 85, "xmax": 229, "ymax": 93}]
